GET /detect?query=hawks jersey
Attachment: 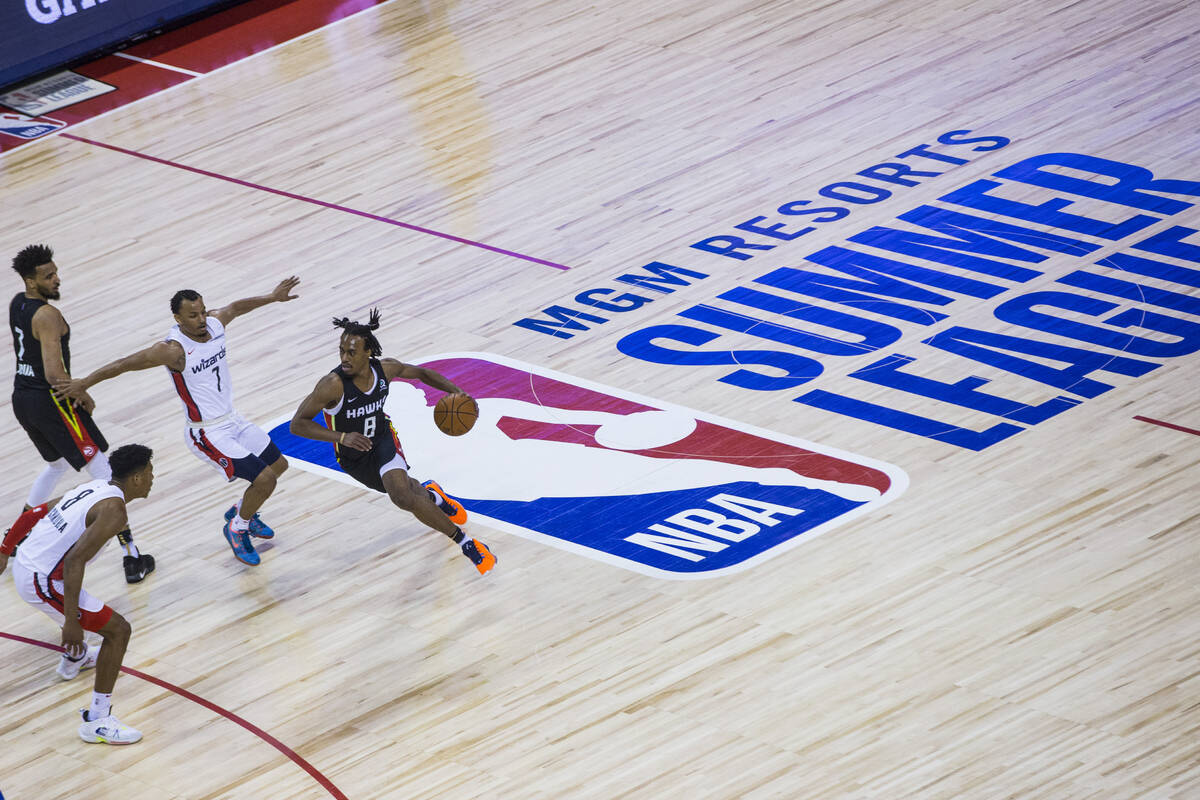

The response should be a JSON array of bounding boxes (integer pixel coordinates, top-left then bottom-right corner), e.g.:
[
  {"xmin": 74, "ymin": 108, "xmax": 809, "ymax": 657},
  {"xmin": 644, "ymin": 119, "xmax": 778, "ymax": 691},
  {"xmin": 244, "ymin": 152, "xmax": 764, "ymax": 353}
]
[
  {"xmin": 325, "ymin": 359, "xmax": 391, "ymax": 458},
  {"xmin": 164, "ymin": 317, "xmax": 234, "ymax": 423},
  {"xmin": 10, "ymin": 293, "xmax": 69, "ymax": 391},
  {"xmin": 15, "ymin": 479, "xmax": 124, "ymax": 576}
]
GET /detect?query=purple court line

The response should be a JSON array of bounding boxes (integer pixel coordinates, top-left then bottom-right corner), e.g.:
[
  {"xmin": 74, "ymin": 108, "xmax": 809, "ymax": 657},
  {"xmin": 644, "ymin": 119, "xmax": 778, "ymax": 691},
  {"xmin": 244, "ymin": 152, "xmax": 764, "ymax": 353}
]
[
  {"xmin": 61, "ymin": 132, "xmax": 570, "ymax": 272},
  {"xmin": 0, "ymin": 630, "xmax": 349, "ymax": 800},
  {"xmin": 1133, "ymin": 415, "xmax": 1200, "ymax": 437}
]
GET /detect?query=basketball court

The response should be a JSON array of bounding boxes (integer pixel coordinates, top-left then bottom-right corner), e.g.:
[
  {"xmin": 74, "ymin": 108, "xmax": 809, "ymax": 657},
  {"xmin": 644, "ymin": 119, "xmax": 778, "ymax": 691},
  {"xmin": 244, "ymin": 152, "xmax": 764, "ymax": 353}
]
[{"xmin": 2, "ymin": 0, "xmax": 1198, "ymax": 797}]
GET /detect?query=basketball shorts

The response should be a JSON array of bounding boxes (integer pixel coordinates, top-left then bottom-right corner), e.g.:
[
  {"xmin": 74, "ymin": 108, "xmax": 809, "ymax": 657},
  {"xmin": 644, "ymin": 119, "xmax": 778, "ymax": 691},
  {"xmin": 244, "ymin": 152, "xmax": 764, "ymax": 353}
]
[
  {"xmin": 11, "ymin": 560, "xmax": 115, "ymax": 633},
  {"xmin": 12, "ymin": 388, "xmax": 107, "ymax": 470},
  {"xmin": 336, "ymin": 422, "xmax": 409, "ymax": 493},
  {"xmin": 183, "ymin": 413, "xmax": 282, "ymax": 483}
]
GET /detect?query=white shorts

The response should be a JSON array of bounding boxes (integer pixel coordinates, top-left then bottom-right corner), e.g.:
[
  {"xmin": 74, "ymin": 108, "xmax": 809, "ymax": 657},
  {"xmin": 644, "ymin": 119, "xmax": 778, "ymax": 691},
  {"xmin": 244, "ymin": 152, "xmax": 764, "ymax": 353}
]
[
  {"xmin": 183, "ymin": 413, "xmax": 277, "ymax": 483},
  {"xmin": 11, "ymin": 560, "xmax": 113, "ymax": 632}
]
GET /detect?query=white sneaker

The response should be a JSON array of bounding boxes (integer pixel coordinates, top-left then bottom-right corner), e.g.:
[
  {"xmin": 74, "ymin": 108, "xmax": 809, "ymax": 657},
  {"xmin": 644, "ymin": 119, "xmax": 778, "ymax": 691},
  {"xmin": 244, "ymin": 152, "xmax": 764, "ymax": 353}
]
[
  {"xmin": 78, "ymin": 709, "xmax": 142, "ymax": 745},
  {"xmin": 56, "ymin": 644, "xmax": 100, "ymax": 680}
]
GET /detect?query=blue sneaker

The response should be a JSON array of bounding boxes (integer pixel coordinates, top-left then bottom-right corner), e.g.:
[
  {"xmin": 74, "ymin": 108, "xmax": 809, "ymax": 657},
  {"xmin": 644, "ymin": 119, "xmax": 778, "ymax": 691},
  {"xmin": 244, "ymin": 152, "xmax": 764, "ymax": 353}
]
[
  {"xmin": 222, "ymin": 520, "xmax": 260, "ymax": 566},
  {"xmin": 223, "ymin": 505, "xmax": 274, "ymax": 539}
]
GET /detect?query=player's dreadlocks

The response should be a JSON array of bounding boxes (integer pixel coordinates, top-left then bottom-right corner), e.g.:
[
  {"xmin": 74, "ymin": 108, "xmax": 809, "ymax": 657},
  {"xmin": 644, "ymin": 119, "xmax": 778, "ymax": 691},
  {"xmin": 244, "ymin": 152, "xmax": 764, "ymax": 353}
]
[{"xmin": 333, "ymin": 308, "xmax": 383, "ymax": 356}]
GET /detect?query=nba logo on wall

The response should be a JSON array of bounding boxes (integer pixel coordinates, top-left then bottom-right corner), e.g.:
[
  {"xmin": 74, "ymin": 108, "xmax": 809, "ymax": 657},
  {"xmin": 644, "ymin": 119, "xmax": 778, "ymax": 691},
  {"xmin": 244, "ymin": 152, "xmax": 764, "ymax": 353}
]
[{"xmin": 270, "ymin": 354, "xmax": 907, "ymax": 579}]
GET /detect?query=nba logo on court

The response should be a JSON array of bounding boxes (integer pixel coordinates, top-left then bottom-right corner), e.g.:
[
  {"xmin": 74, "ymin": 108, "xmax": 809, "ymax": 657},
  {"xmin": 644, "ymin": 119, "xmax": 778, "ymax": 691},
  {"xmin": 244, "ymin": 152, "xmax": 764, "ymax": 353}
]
[
  {"xmin": 271, "ymin": 354, "xmax": 907, "ymax": 579},
  {"xmin": 0, "ymin": 113, "xmax": 65, "ymax": 139}
]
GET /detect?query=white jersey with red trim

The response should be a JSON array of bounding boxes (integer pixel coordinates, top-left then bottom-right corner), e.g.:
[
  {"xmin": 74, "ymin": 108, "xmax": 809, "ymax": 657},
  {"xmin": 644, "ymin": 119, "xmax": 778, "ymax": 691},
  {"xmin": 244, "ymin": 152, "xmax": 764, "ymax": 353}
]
[
  {"xmin": 164, "ymin": 317, "xmax": 234, "ymax": 423},
  {"xmin": 14, "ymin": 480, "xmax": 124, "ymax": 576}
]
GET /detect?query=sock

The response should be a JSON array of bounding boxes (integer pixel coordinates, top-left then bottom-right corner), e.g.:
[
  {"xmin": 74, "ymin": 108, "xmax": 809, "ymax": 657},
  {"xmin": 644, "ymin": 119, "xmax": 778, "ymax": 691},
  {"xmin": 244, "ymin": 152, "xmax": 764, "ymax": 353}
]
[
  {"xmin": 26, "ymin": 459, "xmax": 69, "ymax": 506},
  {"xmin": 88, "ymin": 691, "xmax": 112, "ymax": 721},
  {"xmin": 116, "ymin": 529, "xmax": 140, "ymax": 559},
  {"xmin": 452, "ymin": 527, "xmax": 466, "ymax": 545},
  {"xmin": 85, "ymin": 450, "xmax": 112, "ymax": 481},
  {"xmin": 231, "ymin": 514, "xmax": 250, "ymax": 532},
  {"xmin": 427, "ymin": 488, "xmax": 451, "ymax": 513},
  {"xmin": 62, "ymin": 651, "xmax": 84, "ymax": 663}
]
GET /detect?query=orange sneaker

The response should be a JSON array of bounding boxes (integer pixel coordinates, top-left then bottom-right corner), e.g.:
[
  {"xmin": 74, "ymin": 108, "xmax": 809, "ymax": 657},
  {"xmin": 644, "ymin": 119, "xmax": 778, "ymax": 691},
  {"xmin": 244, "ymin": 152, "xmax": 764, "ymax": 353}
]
[
  {"xmin": 423, "ymin": 480, "xmax": 468, "ymax": 525},
  {"xmin": 461, "ymin": 538, "xmax": 496, "ymax": 575}
]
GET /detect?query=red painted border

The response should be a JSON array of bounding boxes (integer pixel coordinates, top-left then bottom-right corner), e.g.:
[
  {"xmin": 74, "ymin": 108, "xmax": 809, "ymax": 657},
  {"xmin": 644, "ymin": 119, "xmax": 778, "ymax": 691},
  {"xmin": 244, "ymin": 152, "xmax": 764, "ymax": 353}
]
[
  {"xmin": 0, "ymin": 0, "xmax": 392, "ymax": 154},
  {"xmin": 0, "ymin": 630, "xmax": 349, "ymax": 800},
  {"xmin": 1133, "ymin": 415, "xmax": 1200, "ymax": 437}
]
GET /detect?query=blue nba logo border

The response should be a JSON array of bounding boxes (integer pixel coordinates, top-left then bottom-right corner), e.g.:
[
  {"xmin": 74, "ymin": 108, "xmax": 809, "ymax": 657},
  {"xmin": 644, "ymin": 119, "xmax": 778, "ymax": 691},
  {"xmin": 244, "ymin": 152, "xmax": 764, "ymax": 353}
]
[{"xmin": 269, "ymin": 352, "xmax": 908, "ymax": 580}]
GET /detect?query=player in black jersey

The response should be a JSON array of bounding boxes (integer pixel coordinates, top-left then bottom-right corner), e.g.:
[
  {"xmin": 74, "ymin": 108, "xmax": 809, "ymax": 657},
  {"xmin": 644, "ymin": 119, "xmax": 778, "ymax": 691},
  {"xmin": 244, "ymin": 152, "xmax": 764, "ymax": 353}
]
[
  {"xmin": 289, "ymin": 309, "xmax": 496, "ymax": 575},
  {"xmin": 7, "ymin": 245, "xmax": 154, "ymax": 584}
]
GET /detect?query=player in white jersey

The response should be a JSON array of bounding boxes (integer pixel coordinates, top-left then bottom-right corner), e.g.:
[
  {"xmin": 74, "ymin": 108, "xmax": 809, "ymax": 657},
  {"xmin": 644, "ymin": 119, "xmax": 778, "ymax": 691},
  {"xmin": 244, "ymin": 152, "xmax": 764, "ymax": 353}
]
[
  {"xmin": 2, "ymin": 444, "xmax": 154, "ymax": 745},
  {"xmin": 55, "ymin": 277, "xmax": 299, "ymax": 566}
]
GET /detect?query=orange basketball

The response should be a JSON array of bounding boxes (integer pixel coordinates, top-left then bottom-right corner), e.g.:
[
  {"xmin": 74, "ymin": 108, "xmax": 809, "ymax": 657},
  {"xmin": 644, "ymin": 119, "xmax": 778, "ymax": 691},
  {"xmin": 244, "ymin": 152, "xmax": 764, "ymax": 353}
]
[{"xmin": 433, "ymin": 393, "xmax": 478, "ymax": 436}]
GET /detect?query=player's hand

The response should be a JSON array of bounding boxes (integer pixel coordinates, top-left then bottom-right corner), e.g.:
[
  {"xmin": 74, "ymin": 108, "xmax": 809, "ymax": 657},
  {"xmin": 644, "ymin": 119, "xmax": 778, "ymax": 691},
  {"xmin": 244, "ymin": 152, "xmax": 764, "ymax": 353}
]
[
  {"xmin": 271, "ymin": 276, "xmax": 300, "ymax": 303},
  {"xmin": 61, "ymin": 618, "xmax": 85, "ymax": 659},
  {"xmin": 52, "ymin": 377, "xmax": 89, "ymax": 404},
  {"xmin": 339, "ymin": 432, "xmax": 373, "ymax": 451},
  {"xmin": 0, "ymin": 552, "xmax": 8, "ymax": 577},
  {"xmin": 75, "ymin": 390, "xmax": 96, "ymax": 414}
]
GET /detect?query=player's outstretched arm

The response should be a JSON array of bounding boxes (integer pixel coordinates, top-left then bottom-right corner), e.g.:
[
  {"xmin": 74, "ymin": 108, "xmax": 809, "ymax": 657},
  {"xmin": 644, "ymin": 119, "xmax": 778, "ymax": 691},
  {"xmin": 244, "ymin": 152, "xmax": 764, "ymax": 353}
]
[
  {"xmin": 210, "ymin": 276, "xmax": 300, "ymax": 326},
  {"xmin": 60, "ymin": 497, "xmax": 127, "ymax": 658},
  {"xmin": 54, "ymin": 340, "xmax": 185, "ymax": 404},
  {"xmin": 382, "ymin": 360, "xmax": 466, "ymax": 395},
  {"xmin": 290, "ymin": 373, "xmax": 372, "ymax": 451}
]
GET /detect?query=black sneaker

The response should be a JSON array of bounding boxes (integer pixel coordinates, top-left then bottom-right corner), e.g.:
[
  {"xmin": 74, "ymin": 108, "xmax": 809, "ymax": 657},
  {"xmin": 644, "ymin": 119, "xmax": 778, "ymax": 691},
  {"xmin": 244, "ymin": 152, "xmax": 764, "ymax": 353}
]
[{"xmin": 124, "ymin": 553, "xmax": 155, "ymax": 584}]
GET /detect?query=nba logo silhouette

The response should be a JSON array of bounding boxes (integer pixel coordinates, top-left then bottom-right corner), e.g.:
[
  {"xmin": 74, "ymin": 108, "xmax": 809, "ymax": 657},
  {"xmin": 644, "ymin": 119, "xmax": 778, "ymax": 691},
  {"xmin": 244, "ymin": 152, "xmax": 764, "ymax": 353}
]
[{"xmin": 270, "ymin": 353, "xmax": 907, "ymax": 579}]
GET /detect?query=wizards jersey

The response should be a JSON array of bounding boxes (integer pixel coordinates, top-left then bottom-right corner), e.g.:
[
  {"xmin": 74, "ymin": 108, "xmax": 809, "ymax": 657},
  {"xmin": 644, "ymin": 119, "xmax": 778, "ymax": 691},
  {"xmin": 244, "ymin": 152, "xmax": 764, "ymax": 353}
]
[{"xmin": 164, "ymin": 317, "xmax": 233, "ymax": 423}]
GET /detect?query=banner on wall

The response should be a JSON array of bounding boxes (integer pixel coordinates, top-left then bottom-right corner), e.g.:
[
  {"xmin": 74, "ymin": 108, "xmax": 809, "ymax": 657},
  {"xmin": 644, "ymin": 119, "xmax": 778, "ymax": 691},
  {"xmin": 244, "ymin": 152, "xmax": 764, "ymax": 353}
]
[{"xmin": 0, "ymin": 0, "xmax": 241, "ymax": 91}]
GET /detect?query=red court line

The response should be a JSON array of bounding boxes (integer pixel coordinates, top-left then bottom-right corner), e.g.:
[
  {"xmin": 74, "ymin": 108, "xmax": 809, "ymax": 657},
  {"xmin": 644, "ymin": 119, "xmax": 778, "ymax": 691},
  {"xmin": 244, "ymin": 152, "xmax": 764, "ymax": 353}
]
[
  {"xmin": 1133, "ymin": 415, "xmax": 1200, "ymax": 436},
  {"xmin": 61, "ymin": 132, "xmax": 570, "ymax": 271},
  {"xmin": 0, "ymin": 630, "xmax": 349, "ymax": 800}
]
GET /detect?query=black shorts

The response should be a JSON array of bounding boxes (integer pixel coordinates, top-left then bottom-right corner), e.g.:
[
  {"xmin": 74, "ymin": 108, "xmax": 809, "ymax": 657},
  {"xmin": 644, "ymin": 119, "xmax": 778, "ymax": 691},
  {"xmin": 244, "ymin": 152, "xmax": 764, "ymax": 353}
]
[
  {"xmin": 335, "ymin": 426, "xmax": 407, "ymax": 494},
  {"xmin": 12, "ymin": 388, "xmax": 108, "ymax": 470}
]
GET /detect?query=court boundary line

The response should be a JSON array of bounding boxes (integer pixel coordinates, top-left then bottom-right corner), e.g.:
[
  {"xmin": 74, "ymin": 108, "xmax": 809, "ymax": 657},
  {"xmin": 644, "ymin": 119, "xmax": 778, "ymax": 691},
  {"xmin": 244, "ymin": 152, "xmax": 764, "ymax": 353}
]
[
  {"xmin": 112, "ymin": 52, "xmax": 205, "ymax": 77},
  {"xmin": 0, "ymin": 630, "xmax": 349, "ymax": 800},
  {"xmin": 61, "ymin": 132, "xmax": 569, "ymax": 270},
  {"xmin": 1133, "ymin": 415, "xmax": 1200, "ymax": 436}
]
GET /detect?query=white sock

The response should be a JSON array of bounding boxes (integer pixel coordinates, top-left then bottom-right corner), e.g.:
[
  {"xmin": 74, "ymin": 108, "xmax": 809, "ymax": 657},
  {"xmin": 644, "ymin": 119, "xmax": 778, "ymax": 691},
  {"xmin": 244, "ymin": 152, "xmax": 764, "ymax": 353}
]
[
  {"xmin": 231, "ymin": 514, "xmax": 250, "ymax": 532},
  {"xmin": 89, "ymin": 691, "xmax": 112, "ymax": 721},
  {"xmin": 117, "ymin": 530, "xmax": 140, "ymax": 559},
  {"xmin": 26, "ymin": 459, "xmax": 70, "ymax": 506},
  {"xmin": 86, "ymin": 450, "xmax": 112, "ymax": 481},
  {"xmin": 428, "ymin": 488, "xmax": 454, "ymax": 512}
]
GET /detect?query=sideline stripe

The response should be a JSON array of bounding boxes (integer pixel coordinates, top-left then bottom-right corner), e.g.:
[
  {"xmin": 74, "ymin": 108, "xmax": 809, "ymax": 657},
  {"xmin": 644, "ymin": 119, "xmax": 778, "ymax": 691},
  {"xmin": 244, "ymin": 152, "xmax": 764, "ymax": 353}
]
[
  {"xmin": 0, "ymin": 630, "xmax": 349, "ymax": 800},
  {"xmin": 1133, "ymin": 415, "xmax": 1200, "ymax": 437},
  {"xmin": 61, "ymin": 132, "xmax": 571, "ymax": 271},
  {"xmin": 112, "ymin": 52, "xmax": 206, "ymax": 77}
]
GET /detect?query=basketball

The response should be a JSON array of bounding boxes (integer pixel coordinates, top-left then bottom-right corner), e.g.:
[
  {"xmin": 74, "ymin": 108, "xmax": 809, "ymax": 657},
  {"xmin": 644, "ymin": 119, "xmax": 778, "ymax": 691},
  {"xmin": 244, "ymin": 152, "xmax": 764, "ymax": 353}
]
[{"xmin": 433, "ymin": 393, "xmax": 478, "ymax": 436}]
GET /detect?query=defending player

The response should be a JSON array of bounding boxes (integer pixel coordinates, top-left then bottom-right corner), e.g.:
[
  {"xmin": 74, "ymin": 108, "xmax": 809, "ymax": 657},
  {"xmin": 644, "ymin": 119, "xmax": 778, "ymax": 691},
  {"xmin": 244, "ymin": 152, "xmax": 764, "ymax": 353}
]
[
  {"xmin": 3, "ymin": 444, "xmax": 155, "ymax": 745},
  {"xmin": 10, "ymin": 244, "xmax": 154, "ymax": 584},
  {"xmin": 54, "ymin": 278, "xmax": 300, "ymax": 566},
  {"xmin": 289, "ymin": 310, "xmax": 496, "ymax": 574}
]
